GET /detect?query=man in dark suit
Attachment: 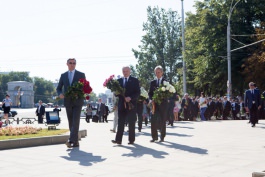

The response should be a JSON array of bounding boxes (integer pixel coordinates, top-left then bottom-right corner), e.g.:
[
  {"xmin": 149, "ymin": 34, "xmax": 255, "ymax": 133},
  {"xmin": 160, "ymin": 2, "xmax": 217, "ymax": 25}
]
[
  {"xmin": 112, "ymin": 66, "xmax": 140, "ymax": 145},
  {"xmin": 97, "ymin": 98, "xmax": 106, "ymax": 123},
  {"xmin": 205, "ymin": 97, "xmax": 215, "ymax": 120},
  {"xmin": 148, "ymin": 65, "xmax": 168, "ymax": 142},
  {"xmin": 35, "ymin": 100, "xmax": 45, "ymax": 123},
  {"xmin": 181, "ymin": 93, "xmax": 192, "ymax": 121},
  {"xmin": 244, "ymin": 82, "xmax": 261, "ymax": 127},
  {"xmin": 222, "ymin": 96, "xmax": 231, "ymax": 120},
  {"xmin": 215, "ymin": 97, "xmax": 223, "ymax": 120},
  {"xmin": 57, "ymin": 58, "xmax": 86, "ymax": 148},
  {"xmin": 103, "ymin": 104, "xmax": 110, "ymax": 123},
  {"xmin": 190, "ymin": 97, "xmax": 199, "ymax": 121}
]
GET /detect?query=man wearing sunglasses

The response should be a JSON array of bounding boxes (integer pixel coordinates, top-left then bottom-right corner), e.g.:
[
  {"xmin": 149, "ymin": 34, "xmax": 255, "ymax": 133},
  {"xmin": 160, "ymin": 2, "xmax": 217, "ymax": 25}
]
[
  {"xmin": 57, "ymin": 58, "xmax": 86, "ymax": 148},
  {"xmin": 244, "ymin": 82, "xmax": 261, "ymax": 127}
]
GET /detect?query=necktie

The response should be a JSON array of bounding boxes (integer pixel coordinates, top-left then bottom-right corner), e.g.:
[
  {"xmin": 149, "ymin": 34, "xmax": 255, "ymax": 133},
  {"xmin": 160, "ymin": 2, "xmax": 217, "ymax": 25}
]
[
  {"xmin": 157, "ymin": 79, "xmax": 160, "ymax": 87},
  {"xmin": 124, "ymin": 78, "xmax": 128, "ymax": 87},
  {"xmin": 69, "ymin": 71, "xmax": 72, "ymax": 85}
]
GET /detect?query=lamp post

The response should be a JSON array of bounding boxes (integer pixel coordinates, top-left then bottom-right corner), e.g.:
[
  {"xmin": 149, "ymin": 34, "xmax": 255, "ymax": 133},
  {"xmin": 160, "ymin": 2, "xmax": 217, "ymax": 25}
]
[
  {"xmin": 227, "ymin": 0, "xmax": 241, "ymax": 100},
  {"xmin": 181, "ymin": 0, "xmax": 187, "ymax": 94}
]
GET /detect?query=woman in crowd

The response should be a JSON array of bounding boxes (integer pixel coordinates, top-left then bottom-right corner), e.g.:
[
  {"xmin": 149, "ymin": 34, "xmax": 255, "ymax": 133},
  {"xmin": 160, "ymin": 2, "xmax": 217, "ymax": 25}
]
[
  {"xmin": 173, "ymin": 95, "xmax": 181, "ymax": 121},
  {"xmin": 2, "ymin": 94, "xmax": 12, "ymax": 125},
  {"xmin": 199, "ymin": 92, "xmax": 207, "ymax": 121}
]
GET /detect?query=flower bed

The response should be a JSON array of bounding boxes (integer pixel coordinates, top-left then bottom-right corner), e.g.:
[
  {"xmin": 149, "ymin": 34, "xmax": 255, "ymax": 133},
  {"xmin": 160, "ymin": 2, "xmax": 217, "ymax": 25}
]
[{"xmin": 0, "ymin": 126, "xmax": 42, "ymax": 136}]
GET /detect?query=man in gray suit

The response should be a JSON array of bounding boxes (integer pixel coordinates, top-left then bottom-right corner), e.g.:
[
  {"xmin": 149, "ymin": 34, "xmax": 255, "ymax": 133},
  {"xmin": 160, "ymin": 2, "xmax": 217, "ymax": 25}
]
[{"xmin": 57, "ymin": 58, "xmax": 86, "ymax": 148}]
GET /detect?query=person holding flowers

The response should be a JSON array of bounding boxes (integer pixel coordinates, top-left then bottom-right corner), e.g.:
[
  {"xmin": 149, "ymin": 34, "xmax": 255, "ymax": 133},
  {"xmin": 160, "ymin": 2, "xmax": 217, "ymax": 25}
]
[
  {"xmin": 105, "ymin": 66, "xmax": 140, "ymax": 145},
  {"xmin": 148, "ymin": 65, "xmax": 176, "ymax": 142},
  {"xmin": 57, "ymin": 58, "xmax": 92, "ymax": 148}
]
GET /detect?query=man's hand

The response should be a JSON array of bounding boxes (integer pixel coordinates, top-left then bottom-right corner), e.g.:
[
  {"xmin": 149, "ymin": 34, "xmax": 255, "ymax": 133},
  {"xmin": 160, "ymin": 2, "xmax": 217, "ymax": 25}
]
[
  {"xmin": 245, "ymin": 107, "xmax": 249, "ymax": 112},
  {"xmin": 125, "ymin": 97, "xmax": 131, "ymax": 102},
  {"xmin": 59, "ymin": 94, "xmax": 64, "ymax": 99}
]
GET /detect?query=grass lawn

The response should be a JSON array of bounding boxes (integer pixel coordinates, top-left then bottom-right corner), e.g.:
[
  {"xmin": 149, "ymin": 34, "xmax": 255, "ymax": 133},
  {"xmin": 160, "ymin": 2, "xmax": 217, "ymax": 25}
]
[{"xmin": 0, "ymin": 129, "xmax": 69, "ymax": 141}]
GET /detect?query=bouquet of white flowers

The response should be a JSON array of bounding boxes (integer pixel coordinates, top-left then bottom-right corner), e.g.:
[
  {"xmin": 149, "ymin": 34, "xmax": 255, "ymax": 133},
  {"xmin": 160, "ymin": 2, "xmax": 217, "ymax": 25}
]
[
  {"xmin": 152, "ymin": 81, "xmax": 176, "ymax": 105},
  {"xmin": 138, "ymin": 87, "xmax": 149, "ymax": 101}
]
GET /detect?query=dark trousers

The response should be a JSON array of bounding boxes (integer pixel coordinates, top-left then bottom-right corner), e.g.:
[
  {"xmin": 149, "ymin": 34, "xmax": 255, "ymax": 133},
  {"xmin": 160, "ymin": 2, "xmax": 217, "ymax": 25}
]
[
  {"xmin": 249, "ymin": 104, "xmax": 258, "ymax": 125},
  {"xmin": 37, "ymin": 115, "xmax": 43, "ymax": 123},
  {"xmin": 65, "ymin": 98, "xmax": 83, "ymax": 143},
  {"xmin": 115, "ymin": 110, "xmax": 136, "ymax": 143},
  {"xmin": 137, "ymin": 109, "xmax": 143, "ymax": 131},
  {"xmin": 183, "ymin": 108, "xmax": 191, "ymax": 121},
  {"xmin": 151, "ymin": 102, "xmax": 168, "ymax": 140},
  {"xmin": 103, "ymin": 115, "xmax": 108, "ymax": 122}
]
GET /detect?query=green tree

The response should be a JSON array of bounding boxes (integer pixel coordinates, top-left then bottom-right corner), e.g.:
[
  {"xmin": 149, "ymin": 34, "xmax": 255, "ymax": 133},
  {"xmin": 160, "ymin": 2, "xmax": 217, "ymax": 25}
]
[
  {"xmin": 185, "ymin": 0, "xmax": 265, "ymax": 96},
  {"xmin": 33, "ymin": 77, "xmax": 56, "ymax": 103},
  {"xmin": 132, "ymin": 6, "xmax": 182, "ymax": 92}
]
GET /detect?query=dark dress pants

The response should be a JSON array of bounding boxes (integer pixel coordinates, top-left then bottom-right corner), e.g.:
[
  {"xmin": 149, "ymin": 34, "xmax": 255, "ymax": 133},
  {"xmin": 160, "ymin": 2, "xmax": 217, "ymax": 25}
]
[
  {"xmin": 151, "ymin": 101, "xmax": 168, "ymax": 140},
  {"xmin": 64, "ymin": 98, "xmax": 83, "ymax": 143},
  {"xmin": 136, "ymin": 102, "xmax": 143, "ymax": 131},
  {"xmin": 115, "ymin": 109, "xmax": 136, "ymax": 143},
  {"xmin": 249, "ymin": 104, "xmax": 258, "ymax": 125},
  {"xmin": 37, "ymin": 115, "xmax": 43, "ymax": 123}
]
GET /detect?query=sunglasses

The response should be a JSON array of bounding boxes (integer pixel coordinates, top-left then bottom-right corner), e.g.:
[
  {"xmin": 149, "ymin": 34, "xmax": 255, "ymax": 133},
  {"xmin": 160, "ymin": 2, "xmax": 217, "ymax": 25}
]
[{"xmin": 68, "ymin": 62, "xmax": 76, "ymax": 65}]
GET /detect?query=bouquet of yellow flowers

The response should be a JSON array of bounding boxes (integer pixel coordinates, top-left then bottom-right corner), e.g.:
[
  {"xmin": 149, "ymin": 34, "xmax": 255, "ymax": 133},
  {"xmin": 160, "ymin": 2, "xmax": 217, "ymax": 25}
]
[
  {"xmin": 152, "ymin": 81, "xmax": 176, "ymax": 105},
  {"xmin": 65, "ymin": 78, "xmax": 93, "ymax": 100}
]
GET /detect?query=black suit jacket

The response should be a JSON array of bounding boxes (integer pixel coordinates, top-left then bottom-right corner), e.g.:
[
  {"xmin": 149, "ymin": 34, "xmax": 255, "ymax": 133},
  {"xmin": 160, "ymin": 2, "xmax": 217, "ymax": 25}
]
[
  {"xmin": 36, "ymin": 105, "xmax": 45, "ymax": 116},
  {"xmin": 148, "ymin": 78, "xmax": 166, "ymax": 100},
  {"xmin": 117, "ymin": 76, "xmax": 140, "ymax": 111}
]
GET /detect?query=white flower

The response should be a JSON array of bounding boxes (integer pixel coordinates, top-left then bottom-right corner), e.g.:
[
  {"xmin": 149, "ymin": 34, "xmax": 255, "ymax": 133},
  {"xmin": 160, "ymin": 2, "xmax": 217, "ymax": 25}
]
[
  {"xmin": 169, "ymin": 86, "xmax": 176, "ymax": 93},
  {"xmin": 161, "ymin": 87, "xmax": 166, "ymax": 91},
  {"xmin": 140, "ymin": 87, "xmax": 149, "ymax": 98},
  {"xmin": 163, "ymin": 81, "xmax": 169, "ymax": 86}
]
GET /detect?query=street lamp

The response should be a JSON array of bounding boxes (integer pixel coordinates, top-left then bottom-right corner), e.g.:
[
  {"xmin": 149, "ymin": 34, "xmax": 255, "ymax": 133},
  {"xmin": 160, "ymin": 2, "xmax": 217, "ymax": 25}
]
[
  {"xmin": 181, "ymin": 0, "xmax": 187, "ymax": 94},
  {"xmin": 227, "ymin": 0, "xmax": 241, "ymax": 99}
]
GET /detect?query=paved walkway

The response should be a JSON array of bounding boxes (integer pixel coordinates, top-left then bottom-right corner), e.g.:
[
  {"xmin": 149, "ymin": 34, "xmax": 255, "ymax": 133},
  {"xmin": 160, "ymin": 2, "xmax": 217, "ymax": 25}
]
[{"xmin": 0, "ymin": 112, "xmax": 265, "ymax": 177}]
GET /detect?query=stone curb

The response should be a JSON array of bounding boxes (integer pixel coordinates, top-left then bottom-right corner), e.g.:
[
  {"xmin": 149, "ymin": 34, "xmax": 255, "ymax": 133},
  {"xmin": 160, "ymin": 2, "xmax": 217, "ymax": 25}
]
[{"xmin": 0, "ymin": 129, "xmax": 87, "ymax": 150}]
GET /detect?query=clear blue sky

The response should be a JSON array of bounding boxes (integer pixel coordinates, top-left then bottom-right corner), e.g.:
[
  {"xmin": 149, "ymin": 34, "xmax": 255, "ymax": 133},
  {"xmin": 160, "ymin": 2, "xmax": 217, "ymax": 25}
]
[{"xmin": 0, "ymin": 0, "xmax": 198, "ymax": 95}]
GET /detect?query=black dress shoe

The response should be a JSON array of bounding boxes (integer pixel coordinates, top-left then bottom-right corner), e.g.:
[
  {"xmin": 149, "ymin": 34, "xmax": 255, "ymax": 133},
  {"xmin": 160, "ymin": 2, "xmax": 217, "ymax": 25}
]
[
  {"xmin": 128, "ymin": 142, "xmax": 134, "ymax": 145},
  {"xmin": 251, "ymin": 124, "xmax": 256, "ymax": 127},
  {"xmin": 150, "ymin": 139, "xmax": 158, "ymax": 142},
  {"xmin": 159, "ymin": 138, "xmax": 164, "ymax": 142},
  {"xmin": 111, "ymin": 140, "xmax": 121, "ymax": 145}
]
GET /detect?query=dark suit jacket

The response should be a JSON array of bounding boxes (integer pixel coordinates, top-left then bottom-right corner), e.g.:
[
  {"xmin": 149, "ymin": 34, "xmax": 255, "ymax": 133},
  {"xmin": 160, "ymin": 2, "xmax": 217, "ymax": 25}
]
[
  {"xmin": 97, "ymin": 103, "xmax": 106, "ymax": 115},
  {"xmin": 117, "ymin": 76, "xmax": 140, "ymax": 111},
  {"xmin": 181, "ymin": 98, "xmax": 192, "ymax": 110},
  {"xmin": 36, "ymin": 105, "xmax": 45, "ymax": 116},
  {"xmin": 223, "ymin": 101, "xmax": 231, "ymax": 113},
  {"xmin": 244, "ymin": 89, "xmax": 261, "ymax": 109},
  {"xmin": 148, "ymin": 78, "xmax": 166, "ymax": 100},
  {"xmin": 56, "ymin": 70, "xmax": 86, "ymax": 97},
  {"xmin": 207, "ymin": 101, "xmax": 215, "ymax": 116}
]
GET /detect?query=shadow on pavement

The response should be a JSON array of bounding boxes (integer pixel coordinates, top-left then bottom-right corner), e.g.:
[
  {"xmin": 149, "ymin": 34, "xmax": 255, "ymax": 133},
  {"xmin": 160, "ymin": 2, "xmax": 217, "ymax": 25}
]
[
  {"xmin": 121, "ymin": 144, "xmax": 168, "ymax": 158},
  {"xmin": 135, "ymin": 131, "xmax": 192, "ymax": 138},
  {"xmin": 61, "ymin": 148, "xmax": 106, "ymax": 166},
  {"xmin": 159, "ymin": 141, "xmax": 208, "ymax": 155}
]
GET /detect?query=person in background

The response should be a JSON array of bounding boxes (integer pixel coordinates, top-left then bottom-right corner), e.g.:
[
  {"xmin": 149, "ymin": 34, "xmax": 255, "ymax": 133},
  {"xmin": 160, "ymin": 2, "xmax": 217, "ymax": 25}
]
[
  {"xmin": 2, "ymin": 94, "xmax": 12, "ymax": 125},
  {"xmin": 244, "ymin": 82, "xmax": 261, "ymax": 127},
  {"xmin": 85, "ymin": 103, "xmax": 93, "ymax": 123},
  {"xmin": 97, "ymin": 98, "xmax": 106, "ymax": 123},
  {"xmin": 110, "ymin": 96, "xmax": 119, "ymax": 133},
  {"xmin": 103, "ymin": 104, "xmax": 110, "ymax": 123},
  {"xmin": 215, "ymin": 97, "xmax": 223, "ymax": 120},
  {"xmin": 181, "ymin": 93, "xmax": 192, "ymax": 121},
  {"xmin": 36, "ymin": 100, "xmax": 45, "ymax": 124},
  {"xmin": 173, "ymin": 95, "xmax": 181, "ymax": 121},
  {"xmin": 199, "ymin": 92, "xmax": 207, "ymax": 121},
  {"xmin": 53, "ymin": 105, "xmax": 61, "ymax": 117},
  {"xmin": 222, "ymin": 96, "xmax": 232, "ymax": 120},
  {"xmin": 190, "ymin": 97, "xmax": 199, "ymax": 121},
  {"xmin": 142, "ymin": 99, "xmax": 149, "ymax": 126}
]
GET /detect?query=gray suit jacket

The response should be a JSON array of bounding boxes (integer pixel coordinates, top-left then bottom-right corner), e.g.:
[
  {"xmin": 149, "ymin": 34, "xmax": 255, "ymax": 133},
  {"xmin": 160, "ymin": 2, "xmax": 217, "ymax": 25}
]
[{"xmin": 56, "ymin": 70, "xmax": 86, "ymax": 96}]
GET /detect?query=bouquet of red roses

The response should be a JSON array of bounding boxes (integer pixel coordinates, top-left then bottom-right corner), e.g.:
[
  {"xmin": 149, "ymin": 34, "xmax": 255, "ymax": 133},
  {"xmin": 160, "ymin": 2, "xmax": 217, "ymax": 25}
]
[
  {"xmin": 65, "ymin": 78, "xmax": 93, "ymax": 100},
  {"xmin": 103, "ymin": 75, "xmax": 124, "ymax": 95},
  {"xmin": 103, "ymin": 75, "xmax": 134, "ymax": 110}
]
